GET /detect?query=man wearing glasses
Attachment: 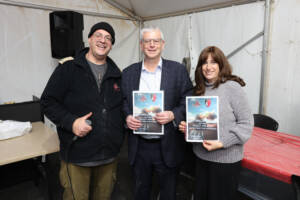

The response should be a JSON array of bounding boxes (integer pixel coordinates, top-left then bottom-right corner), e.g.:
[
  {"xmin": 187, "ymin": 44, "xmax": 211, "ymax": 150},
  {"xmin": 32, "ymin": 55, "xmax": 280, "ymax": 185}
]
[
  {"xmin": 122, "ymin": 27, "xmax": 193, "ymax": 199},
  {"xmin": 41, "ymin": 22, "xmax": 124, "ymax": 200}
]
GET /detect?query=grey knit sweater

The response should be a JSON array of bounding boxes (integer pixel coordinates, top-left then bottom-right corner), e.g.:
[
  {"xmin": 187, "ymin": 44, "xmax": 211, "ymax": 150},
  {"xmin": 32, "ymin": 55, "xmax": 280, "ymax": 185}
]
[{"xmin": 193, "ymin": 80, "xmax": 254, "ymax": 163}]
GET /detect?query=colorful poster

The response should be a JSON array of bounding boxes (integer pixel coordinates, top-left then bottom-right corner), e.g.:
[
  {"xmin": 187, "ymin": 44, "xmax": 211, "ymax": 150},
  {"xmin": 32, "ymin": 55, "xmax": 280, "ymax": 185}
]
[
  {"xmin": 133, "ymin": 91, "xmax": 164, "ymax": 135},
  {"xmin": 186, "ymin": 96, "xmax": 219, "ymax": 142}
]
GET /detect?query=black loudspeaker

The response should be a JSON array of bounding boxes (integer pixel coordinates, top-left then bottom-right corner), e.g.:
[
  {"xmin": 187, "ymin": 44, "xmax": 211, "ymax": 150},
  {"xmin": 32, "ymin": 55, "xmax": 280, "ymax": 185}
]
[{"xmin": 49, "ymin": 11, "xmax": 84, "ymax": 59}]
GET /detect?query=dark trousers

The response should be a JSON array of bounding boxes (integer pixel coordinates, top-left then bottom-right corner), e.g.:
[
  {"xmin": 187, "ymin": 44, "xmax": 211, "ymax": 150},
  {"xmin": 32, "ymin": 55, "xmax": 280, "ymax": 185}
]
[
  {"xmin": 194, "ymin": 157, "xmax": 241, "ymax": 200},
  {"xmin": 132, "ymin": 138, "xmax": 178, "ymax": 200}
]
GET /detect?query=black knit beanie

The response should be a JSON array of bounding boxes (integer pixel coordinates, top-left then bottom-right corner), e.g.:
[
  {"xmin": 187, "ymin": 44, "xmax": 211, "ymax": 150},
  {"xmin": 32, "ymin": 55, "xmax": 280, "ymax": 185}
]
[{"xmin": 88, "ymin": 22, "xmax": 115, "ymax": 44}]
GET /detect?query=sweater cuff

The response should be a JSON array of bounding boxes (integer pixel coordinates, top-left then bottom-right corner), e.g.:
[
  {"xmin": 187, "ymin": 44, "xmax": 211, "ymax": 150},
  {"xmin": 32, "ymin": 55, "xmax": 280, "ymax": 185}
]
[{"xmin": 221, "ymin": 130, "xmax": 241, "ymax": 148}]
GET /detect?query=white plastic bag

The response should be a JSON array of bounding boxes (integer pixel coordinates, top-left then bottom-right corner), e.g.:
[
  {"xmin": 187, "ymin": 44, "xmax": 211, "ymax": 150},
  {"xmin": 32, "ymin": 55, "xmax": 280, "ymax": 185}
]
[{"xmin": 0, "ymin": 120, "xmax": 32, "ymax": 140}]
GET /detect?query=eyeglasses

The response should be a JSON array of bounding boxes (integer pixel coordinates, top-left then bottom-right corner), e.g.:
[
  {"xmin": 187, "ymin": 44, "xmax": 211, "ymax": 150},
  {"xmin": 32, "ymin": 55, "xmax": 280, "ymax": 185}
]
[
  {"xmin": 93, "ymin": 33, "xmax": 112, "ymax": 42},
  {"xmin": 142, "ymin": 39, "xmax": 162, "ymax": 45}
]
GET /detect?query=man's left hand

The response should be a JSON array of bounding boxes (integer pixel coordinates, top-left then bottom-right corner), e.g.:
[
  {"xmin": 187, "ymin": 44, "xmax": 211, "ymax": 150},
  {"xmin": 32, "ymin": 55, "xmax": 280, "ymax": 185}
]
[{"xmin": 154, "ymin": 111, "xmax": 174, "ymax": 125}]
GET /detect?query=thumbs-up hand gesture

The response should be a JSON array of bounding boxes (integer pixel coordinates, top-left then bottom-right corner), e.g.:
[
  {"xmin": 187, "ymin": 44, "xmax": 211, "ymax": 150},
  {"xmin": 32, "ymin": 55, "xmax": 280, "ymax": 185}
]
[{"xmin": 72, "ymin": 112, "xmax": 93, "ymax": 137}]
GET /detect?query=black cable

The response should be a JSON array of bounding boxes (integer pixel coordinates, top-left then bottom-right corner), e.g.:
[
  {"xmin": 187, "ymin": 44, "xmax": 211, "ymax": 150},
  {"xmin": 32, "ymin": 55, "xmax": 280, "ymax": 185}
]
[
  {"xmin": 65, "ymin": 137, "xmax": 77, "ymax": 200},
  {"xmin": 65, "ymin": 119, "xmax": 92, "ymax": 200}
]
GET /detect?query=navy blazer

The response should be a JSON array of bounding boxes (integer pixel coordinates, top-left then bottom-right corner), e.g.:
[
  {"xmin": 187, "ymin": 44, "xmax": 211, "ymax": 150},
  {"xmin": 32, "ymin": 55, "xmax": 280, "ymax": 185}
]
[{"xmin": 122, "ymin": 58, "xmax": 193, "ymax": 167}]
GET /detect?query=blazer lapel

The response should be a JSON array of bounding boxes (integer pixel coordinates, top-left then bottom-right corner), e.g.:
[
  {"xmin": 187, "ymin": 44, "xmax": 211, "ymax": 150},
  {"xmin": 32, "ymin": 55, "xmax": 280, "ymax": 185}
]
[
  {"xmin": 160, "ymin": 59, "xmax": 170, "ymax": 91},
  {"xmin": 132, "ymin": 62, "xmax": 142, "ymax": 91}
]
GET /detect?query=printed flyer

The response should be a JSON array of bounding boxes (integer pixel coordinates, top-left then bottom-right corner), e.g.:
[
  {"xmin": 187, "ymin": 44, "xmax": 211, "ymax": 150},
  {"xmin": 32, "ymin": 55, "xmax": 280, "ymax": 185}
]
[
  {"xmin": 133, "ymin": 91, "xmax": 164, "ymax": 135},
  {"xmin": 186, "ymin": 96, "xmax": 219, "ymax": 142}
]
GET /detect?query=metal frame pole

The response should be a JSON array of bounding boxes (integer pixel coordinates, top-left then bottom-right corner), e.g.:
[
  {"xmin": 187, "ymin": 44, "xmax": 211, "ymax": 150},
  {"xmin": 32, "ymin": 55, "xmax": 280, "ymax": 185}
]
[
  {"xmin": 0, "ymin": 0, "xmax": 133, "ymax": 20},
  {"xmin": 259, "ymin": 0, "xmax": 271, "ymax": 113}
]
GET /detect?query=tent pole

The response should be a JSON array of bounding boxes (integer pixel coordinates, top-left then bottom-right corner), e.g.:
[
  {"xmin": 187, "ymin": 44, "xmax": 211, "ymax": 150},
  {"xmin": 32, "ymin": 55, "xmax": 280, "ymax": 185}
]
[
  {"xmin": 259, "ymin": 0, "xmax": 271, "ymax": 114},
  {"xmin": 143, "ymin": 0, "xmax": 263, "ymax": 21},
  {"xmin": 0, "ymin": 0, "xmax": 133, "ymax": 20},
  {"xmin": 138, "ymin": 21, "xmax": 143, "ymax": 61},
  {"xmin": 227, "ymin": 31, "xmax": 264, "ymax": 59}
]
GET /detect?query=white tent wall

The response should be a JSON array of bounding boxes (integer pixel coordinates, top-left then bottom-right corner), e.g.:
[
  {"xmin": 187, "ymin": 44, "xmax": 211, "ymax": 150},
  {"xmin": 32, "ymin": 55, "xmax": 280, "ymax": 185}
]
[
  {"xmin": 0, "ymin": 0, "xmax": 139, "ymax": 103},
  {"xmin": 190, "ymin": 2, "xmax": 264, "ymax": 114},
  {"xmin": 143, "ymin": 15, "xmax": 190, "ymax": 64},
  {"xmin": 265, "ymin": 0, "xmax": 300, "ymax": 136},
  {"xmin": 145, "ymin": 1, "xmax": 265, "ymax": 114}
]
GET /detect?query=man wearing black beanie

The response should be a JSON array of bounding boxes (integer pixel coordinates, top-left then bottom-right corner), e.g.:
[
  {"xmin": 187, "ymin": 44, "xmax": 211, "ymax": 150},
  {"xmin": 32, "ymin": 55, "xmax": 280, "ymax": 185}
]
[{"xmin": 41, "ymin": 22, "xmax": 124, "ymax": 200}]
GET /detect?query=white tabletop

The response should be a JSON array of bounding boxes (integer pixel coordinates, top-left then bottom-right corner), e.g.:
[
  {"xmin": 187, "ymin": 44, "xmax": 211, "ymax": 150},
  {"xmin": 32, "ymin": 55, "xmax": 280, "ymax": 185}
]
[{"xmin": 0, "ymin": 121, "xmax": 60, "ymax": 165}]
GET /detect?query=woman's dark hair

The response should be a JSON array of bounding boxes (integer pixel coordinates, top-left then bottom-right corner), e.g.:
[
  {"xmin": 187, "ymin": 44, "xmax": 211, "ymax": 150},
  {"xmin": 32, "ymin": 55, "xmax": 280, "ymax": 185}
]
[{"xmin": 194, "ymin": 46, "xmax": 245, "ymax": 95}]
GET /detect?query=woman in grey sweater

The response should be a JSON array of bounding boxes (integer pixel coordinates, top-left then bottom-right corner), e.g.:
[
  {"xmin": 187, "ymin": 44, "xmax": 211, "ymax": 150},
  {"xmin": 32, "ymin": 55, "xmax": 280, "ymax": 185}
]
[{"xmin": 179, "ymin": 46, "xmax": 253, "ymax": 200}]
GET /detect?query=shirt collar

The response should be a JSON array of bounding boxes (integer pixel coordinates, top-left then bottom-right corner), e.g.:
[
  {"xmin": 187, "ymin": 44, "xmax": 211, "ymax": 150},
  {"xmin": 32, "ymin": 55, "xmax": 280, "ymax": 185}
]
[{"xmin": 142, "ymin": 57, "xmax": 162, "ymax": 72}]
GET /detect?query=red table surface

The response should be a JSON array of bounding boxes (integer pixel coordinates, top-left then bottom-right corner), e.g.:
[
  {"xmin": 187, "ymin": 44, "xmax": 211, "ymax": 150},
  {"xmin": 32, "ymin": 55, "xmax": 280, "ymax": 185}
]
[{"xmin": 242, "ymin": 127, "xmax": 300, "ymax": 184}]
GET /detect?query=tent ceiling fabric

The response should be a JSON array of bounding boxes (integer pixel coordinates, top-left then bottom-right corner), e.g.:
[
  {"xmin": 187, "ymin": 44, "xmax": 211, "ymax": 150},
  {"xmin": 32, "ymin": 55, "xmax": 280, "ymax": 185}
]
[{"xmin": 105, "ymin": 0, "xmax": 262, "ymax": 20}]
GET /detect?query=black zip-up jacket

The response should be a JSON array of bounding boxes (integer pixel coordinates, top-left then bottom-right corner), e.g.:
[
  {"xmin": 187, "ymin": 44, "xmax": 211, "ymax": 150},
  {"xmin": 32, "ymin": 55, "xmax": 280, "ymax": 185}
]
[{"xmin": 41, "ymin": 48, "xmax": 124, "ymax": 163}]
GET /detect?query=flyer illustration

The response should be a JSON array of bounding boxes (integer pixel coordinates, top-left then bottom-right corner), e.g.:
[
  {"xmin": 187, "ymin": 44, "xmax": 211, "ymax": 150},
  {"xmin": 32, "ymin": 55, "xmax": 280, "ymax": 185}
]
[
  {"xmin": 186, "ymin": 96, "xmax": 219, "ymax": 142},
  {"xmin": 133, "ymin": 91, "xmax": 164, "ymax": 135}
]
